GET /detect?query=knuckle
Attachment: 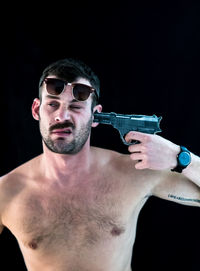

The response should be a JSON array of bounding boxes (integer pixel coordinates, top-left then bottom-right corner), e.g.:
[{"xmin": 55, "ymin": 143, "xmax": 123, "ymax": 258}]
[
  {"xmin": 143, "ymin": 155, "xmax": 150, "ymax": 166},
  {"xmin": 143, "ymin": 153, "xmax": 148, "ymax": 161},
  {"xmin": 142, "ymin": 160, "xmax": 148, "ymax": 168},
  {"xmin": 141, "ymin": 145, "xmax": 147, "ymax": 153},
  {"xmin": 128, "ymin": 145, "xmax": 133, "ymax": 152},
  {"xmin": 144, "ymin": 134, "xmax": 152, "ymax": 143},
  {"xmin": 130, "ymin": 153, "xmax": 135, "ymax": 160},
  {"xmin": 127, "ymin": 131, "xmax": 134, "ymax": 138}
]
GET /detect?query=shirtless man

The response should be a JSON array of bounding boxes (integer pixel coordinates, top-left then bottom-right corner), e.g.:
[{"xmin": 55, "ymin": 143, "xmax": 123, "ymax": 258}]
[{"xmin": 0, "ymin": 58, "xmax": 200, "ymax": 271}]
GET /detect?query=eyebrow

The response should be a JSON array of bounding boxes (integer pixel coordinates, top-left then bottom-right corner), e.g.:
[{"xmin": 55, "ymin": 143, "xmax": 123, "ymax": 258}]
[
  {"xmin": 46, "ymin": 95, "xmax": 61, "ymax": 100},
  {"xmin": 45, "ymin": 95, "xmax": 85, "ymax": 103}
]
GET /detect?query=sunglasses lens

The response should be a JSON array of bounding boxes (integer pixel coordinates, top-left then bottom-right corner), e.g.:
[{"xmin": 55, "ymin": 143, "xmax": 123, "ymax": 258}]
[
  {"xmin": 45, "ymin": 79, "xmax": 65, "ymax": 95},
  {"xmin": 73, "ymin": 84, "xmax": 92, "ymax": 101}
]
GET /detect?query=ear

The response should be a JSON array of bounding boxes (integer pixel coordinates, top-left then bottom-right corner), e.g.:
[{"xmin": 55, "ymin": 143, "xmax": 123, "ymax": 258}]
[
  {"xmin": 32, "ymin": 98, "xmax": 40, "ymax": 121},
  {"xmin": 92, "ymin": 104, "xmax": 102, "ymax": 128}
]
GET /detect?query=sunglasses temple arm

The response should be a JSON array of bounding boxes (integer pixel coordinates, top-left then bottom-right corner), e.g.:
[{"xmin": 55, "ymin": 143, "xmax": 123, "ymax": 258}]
[{"xmin": 93, "ymin": 111, "xmax": 162, "ymax": 145}]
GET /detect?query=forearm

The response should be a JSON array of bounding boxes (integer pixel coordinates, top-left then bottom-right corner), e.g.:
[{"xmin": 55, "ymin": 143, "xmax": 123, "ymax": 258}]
[
  {"xmin": 125, "ymin": 131, "xmax": 200, "ymax": 187},
  {"xmin": 125, "ymin": 131, "xmax": 200, "ymax": 205}
]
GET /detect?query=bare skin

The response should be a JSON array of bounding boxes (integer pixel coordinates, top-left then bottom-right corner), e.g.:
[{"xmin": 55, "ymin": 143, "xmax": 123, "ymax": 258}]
[{"xmin": 0, "ymin": 77, "xmax": 200, "ymax": 271}]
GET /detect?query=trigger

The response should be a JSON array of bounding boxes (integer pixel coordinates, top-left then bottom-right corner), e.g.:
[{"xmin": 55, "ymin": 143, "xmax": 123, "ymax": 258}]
[{"xmin": 122, "ymin": 137, "xmax": 139, "ymax": 146}]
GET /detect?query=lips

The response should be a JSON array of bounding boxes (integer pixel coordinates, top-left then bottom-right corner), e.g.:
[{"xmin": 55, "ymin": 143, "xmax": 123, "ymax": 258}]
[{"xmin": 52, "ymin": 128, "xmax": 72, "ymax": 135}]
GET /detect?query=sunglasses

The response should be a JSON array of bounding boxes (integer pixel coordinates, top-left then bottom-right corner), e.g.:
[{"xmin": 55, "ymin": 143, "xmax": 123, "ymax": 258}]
[{"xmin": 43, "ymin": 78, "xmax": 96, "ymax": 102}]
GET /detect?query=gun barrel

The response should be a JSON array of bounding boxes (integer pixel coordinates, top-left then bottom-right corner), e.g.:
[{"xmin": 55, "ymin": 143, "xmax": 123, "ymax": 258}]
[
  {"xmin": 115, "ymin": 114, "xmax": 162, "ymax": 134},
  {"xmin": 93, "ymin": 112, "xmax": 115, "ymax": 125}
]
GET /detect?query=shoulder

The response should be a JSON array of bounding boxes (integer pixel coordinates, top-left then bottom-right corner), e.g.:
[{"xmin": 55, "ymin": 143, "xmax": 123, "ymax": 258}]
[
  {"xmin": 0, "ymin": 155, "xmax": 42, "ymax": 207},
  {"xmin": 91, "ymin": 146, "xmax": 131, "ymax": 167},
  {"xmin": 0, "ymin": 166, "xmax": 27, "ymax": 204},
  {"xmin": 91, "ymin": 146, "xmax": 139, "ymax": 183},
  {"xmin": 92, "ymin": 146, "xmax": 142, "ymax": 173},
  {"xmin": 0, "ymin": 155, "xmax": 42, "ymax": 227},
  {"xmin": 91, "ymin": 146, "xmax": 163, "ymax": 195},
  {"xmin": 0, "ymin": 171, "xmax": 23, "ymax": 229}
]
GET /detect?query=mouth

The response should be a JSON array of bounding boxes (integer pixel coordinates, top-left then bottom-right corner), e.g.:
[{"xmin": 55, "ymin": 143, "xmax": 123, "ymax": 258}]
[{"xmin": 51, "ymin": 128, "xmax": 72, "ymax": 136}]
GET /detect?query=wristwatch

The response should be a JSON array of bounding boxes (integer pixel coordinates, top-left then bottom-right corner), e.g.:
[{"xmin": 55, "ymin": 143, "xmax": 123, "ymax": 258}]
[{"xmin": 171, "ymin": 146, "xmax": 191, "ymax": 173}]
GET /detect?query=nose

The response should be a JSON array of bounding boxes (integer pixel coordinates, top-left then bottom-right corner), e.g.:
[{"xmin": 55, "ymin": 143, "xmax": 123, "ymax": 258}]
[{"xmin": 54, "ymin": 107, "xmax": 71, "ymax": 122}]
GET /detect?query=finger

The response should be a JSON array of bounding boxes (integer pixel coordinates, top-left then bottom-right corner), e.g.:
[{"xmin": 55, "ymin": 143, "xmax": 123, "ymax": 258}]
[
  {"xmin": 128, "ymin": 143, "xmax": 145, "ymax": 153},
  {"xmin": 125, "ymin": 131, "xmax": 150, "ymax": 144},
  {"xmin": 135, "ymin": 161, "xmax": 147, "ymax": 170},
  {"xmin": 130, "ymin": 153, "xmax": 145, "ymax": 161}
]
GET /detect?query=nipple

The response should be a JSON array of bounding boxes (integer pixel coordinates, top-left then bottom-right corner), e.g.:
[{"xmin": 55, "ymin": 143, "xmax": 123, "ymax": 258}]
[
  {"xmin": 28, "ymin": 240, "xmax": 38, "ymax": 249},
  {"xmin": 111, "ymin": 226, "xmax": 125, "ymax": 236}
]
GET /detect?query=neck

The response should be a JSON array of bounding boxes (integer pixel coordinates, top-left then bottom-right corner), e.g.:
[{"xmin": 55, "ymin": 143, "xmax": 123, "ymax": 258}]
[{"xmin": 41, "ymin": 139, "xmax": 92, "ymax": 182}]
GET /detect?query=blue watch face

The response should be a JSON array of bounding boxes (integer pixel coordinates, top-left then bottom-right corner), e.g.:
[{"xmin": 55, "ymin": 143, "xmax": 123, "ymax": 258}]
[{"xmin": 179, "ymin": 152, "xmax": 191, "ymax": 167}]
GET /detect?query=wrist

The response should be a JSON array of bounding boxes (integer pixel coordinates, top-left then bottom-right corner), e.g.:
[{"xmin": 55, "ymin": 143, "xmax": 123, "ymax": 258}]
[
  {"xmin": 170, "ymin": 145, "xmax": 180, "ymax": 170},
  {"xmin": 171, "ymin": 146, "xmax": 191, "ymax": 173}
]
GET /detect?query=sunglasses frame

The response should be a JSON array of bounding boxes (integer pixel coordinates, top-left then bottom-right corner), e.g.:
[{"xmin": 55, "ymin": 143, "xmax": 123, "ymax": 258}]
[{"xmin": 43, "ymin": 77, "xmax": 96, "ymax": 102}]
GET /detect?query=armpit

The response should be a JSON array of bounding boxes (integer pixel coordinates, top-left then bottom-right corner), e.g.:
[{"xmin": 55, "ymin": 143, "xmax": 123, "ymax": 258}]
[{"xmin": 0, "ymin": 224, "xmax": 4, "ymax": 234}]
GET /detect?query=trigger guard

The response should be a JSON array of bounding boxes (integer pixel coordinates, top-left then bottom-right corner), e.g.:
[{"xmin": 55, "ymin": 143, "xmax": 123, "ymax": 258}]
[
  {"xmin": 119, "ymin": 131, "xmax": 140, "ymax": 145},
  {"xmin": 121, "ymin": 136, "xmax": 140, "ymax": 146},
  {"xmin": 126, "ymin": 140, "xmax": 140, "ymax": 146}
]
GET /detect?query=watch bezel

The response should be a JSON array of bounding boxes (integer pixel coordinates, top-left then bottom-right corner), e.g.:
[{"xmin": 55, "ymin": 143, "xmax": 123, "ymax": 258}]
[{"xmin": 178, "ymin": 151, "xmax": 191, "ymax": 167}]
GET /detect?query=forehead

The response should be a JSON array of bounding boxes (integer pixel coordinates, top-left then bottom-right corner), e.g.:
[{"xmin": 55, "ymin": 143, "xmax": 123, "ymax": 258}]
[
  {"xmin": 45, "ymin": 75, "xmax": 92, "ymax": 86},
  {"xmin": 74, "ymin": 77, "xmax": 92, "ymax": 86}
]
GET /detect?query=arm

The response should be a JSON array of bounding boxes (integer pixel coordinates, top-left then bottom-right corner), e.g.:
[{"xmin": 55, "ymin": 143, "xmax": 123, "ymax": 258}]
[
  {"xmin": 0, "ymin": 224, "xmax": 3, "ymax": 234},
  {"xmin": 125, "ymin": 131, "xmax": 200, "ymax": 207},
  {"xmin": 0, "ymin": 177, "xmax": 5, "ymax": 234},
  {"xmin": 153, "ymin": 163, "xmax": 200, "ymax": 207}
]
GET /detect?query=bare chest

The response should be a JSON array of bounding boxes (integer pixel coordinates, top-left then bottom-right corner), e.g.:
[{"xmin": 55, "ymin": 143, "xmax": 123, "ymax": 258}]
[{"xmin": 5, "ymin": 179, "xmax": 139, "ymax": 252}]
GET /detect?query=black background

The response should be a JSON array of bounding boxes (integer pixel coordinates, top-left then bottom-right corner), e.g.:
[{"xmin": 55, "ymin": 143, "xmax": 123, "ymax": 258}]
[{"xmin": 0, "ymin": 1, "xmax": 200, "ymax": 270}]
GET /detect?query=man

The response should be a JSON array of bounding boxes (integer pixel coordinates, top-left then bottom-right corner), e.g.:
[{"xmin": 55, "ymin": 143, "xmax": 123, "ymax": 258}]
[{"xmin": 0, "ymin": 58, "xmax": 199, "ymax": 271}]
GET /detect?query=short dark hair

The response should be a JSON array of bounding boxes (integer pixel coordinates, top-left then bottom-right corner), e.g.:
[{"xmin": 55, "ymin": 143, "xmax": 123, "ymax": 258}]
[{"xmin": 39, "ymin": 58, "xmax": 100, "ymax": 107}]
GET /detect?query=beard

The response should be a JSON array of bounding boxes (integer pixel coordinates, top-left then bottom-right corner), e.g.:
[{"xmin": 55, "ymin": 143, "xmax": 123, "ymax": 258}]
[{"xmin": 39, "ymin": 116, "xmax": 93, "ymax": 155}]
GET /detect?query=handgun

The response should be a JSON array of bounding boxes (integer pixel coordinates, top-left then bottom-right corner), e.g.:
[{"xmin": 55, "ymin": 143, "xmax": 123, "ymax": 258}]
[{"xmin": 93, "ymin": 111, "xmax": 162, "ymax": 145}]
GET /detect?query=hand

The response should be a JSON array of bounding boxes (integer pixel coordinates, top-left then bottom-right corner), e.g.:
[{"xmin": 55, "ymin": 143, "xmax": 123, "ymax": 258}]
[{"xmin": 125, "ymin": 131, "xmax": 180, "ymax": 170}]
